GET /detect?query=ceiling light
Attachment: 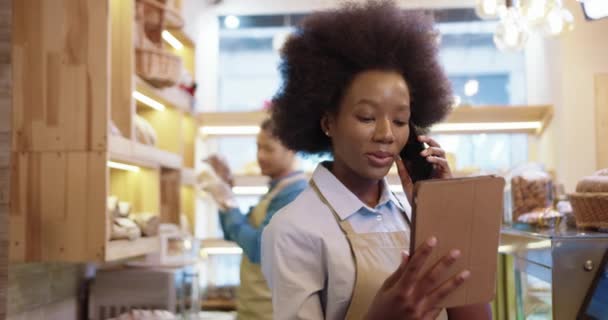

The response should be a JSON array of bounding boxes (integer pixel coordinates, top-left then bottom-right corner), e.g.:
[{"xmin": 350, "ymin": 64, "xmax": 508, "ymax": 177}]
[
  {"xmin": 494, "ymin": 6, "xmax": 530, "ymax": 51},
  {"xmin": 225, "ymin": 15, "xmax": 240, "ymax": 29},
  {"xmin": 453, "ymin": 95, "xmax": 462, "ymax": 107},
  {"xmin": 108, "ymin": 161, "xmax": 140, "ymax": 172},
  {"xmin": 475, "ymin": 0, "xmax": 505, "ymax": 19},
  {"xmin": 523, "ymin": 0, "xmax": 550, "ymax": 24},
  {"xmin": 232, "ymin": 186, "xmax": 269, "ymax": 195},
  {"xmin": 133, "ymin": 91, "xmax": 165, "ymax": 111},
  {"xmin": 201, "ymin": 247, "xmax": 243, "ymax": 255},
  {"xmin": 464, "ymin": 79, "xmax": 480, "ymax": 97},
  {"xmin": 200, "ymin": 126, "xmax": 261, "ymax": 136},
  {"xmin": 162, "ymin": 30, "xmax": 183, "ymax": 50}
]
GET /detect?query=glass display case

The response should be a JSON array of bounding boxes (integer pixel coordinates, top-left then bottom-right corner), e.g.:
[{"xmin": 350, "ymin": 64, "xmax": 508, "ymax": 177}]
[
  {"xmin": 198, "ymin": 239, "xmax": 242, "ymax": 311},
  {"xmin": 498, "ymin": 224, "xmax": 608, "ymax": 320}
]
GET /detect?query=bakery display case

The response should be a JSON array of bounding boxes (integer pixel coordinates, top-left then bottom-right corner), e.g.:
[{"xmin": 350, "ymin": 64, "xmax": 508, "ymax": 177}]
[{"xmin": 498, "ymin": 224, "xmax": 608, "ymax": 320}]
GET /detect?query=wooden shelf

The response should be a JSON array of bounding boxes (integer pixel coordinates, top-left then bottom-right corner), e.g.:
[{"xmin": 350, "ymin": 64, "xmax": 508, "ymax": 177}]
[
  {"xmin": 10, "ymin": 0, "xmax": 199, "ymax": 263},
  {"xmin": 198, "ymin": 105, "xmax": 554, "ymax": 136},
  {"xmin": 199, "ymin": 111, "xmax": 268, "ymax": 127},
  {"xmin": 135, "ymin": 76, "xmax": 194, "ymax": 114},
  {"xmin": 110, "ymin": 135, "xmax": 182, "ymax": 169},
  {"xmin": 106, "ymin": 236, "xmax": 160, "ymax": 261},
  {"xmin": 440, "ymin": 105, "xmax": 554, "ymax": 135}
]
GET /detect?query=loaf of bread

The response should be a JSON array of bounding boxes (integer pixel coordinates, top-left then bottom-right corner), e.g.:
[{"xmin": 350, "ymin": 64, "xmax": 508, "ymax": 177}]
[
  {"xmin": 111, "ymin": 310, "xmax": 176, "ymax": 320},
  {"xmin": 595, "ymin": 168, "xmax": 608, "ymax": 176},
  {"xmin": 576, "ymin": 175, "xmax": 608, "ymax": 193},
  {"xmin": 134, "ymin": 213, "xmax": 160, "ymax": 237},
  {"xmin": 134, "ymin": 115, "xmax": 157, "ymax": 146},
  {"xmin": 111, "ymin": 218, "xmax": 142, "ymax": 241}
]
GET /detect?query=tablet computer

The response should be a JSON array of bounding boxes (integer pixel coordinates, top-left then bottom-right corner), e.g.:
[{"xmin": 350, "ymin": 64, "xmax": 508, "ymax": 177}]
[
  {"xmin": 578, "ymin": 249, "xmax": 608, "ymax": 320},
  {"xmin": 410, "ymin": 175, "xmax": 505, "ymax": 308}
]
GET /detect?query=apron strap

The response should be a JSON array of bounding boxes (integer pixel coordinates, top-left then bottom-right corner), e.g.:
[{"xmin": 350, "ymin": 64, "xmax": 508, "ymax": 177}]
[
  {"xmin": 391, "ymin": 191, "xmax": 411, "ymax": 226},
  {"xmin": 264, "ymin": 172, "xmax": 308, "ymax": 201},
  {"xmin": 310, "ymin": 179, "xmax": 357, "ymax": 235}
]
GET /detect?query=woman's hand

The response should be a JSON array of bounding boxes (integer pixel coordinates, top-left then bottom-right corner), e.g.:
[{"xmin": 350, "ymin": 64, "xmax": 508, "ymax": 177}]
[
  {"xmin": 204, "ymin": 155, "xmax": 235, "ymax": 187},
  {"xmin": 365, "ymin": 238, "xmax": 470, "ymax": 320},
  {"xmin": 418, "ymin": 136, "xmax": 452, "ymax": 179}
]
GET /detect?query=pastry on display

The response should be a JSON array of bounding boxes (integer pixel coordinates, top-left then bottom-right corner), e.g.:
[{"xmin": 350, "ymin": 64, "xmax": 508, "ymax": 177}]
[
  {"xmin": 576, "ymin": 174, "xmax": 608, "ymax": 193},
  {"xmin": 511, "ymin": 174, "xmax": 552, "ymax": 220},
  {"xmin": 134, "ymin": 115, "xmax": 158, "ymax": 146},
  {"xmin": 111, "ymin": 217, "xmax": 142, "ymax": 241},
  {"xmin": 517, "ymin": 208, "xmax": 563, "ymax": 228},
  {"xmin": 108, "ymin": 196, "xmax": 119, "ymax": 217},
  {"xmin": 118, "ymin": 201, "xmax": 132, "ymax": 218},
  {"xmin": 111, "ymin": 309, "xmax": 176, "ymax": 320},
  {"xmin": 134, "ymin": 213, "xmax": 160, "ymax": 237}
]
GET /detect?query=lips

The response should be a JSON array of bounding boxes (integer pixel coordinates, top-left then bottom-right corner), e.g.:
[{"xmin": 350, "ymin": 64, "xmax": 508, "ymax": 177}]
[{"xmin": 365, "ymin": 151, "xmax": 394, "ymax": 167}]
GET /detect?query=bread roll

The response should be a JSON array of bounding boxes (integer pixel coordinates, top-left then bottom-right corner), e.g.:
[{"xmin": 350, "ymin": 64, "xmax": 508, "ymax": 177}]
[
  {"xmin": 576, "ymin": 175, "xmax": 608, "ymax": 193},
  {"xmin": 595, "ymin": 168, "xmax": 608, "ymax": 176}
]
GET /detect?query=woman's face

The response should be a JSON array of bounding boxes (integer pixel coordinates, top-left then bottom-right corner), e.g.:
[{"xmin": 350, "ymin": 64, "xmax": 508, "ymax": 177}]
[
  {"xmin": 324, "ymin": 70, "xmax": 411, "ymax": 180},
  {"xmin": 257, "ymin": 129, "xmax": 296, "ymax": 179}
]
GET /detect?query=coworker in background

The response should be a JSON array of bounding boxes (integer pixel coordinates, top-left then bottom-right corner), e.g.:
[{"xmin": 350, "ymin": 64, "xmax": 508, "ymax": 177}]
[
  {"xmin": 261, "ymin": 2, "xmax": 491, "ymax": 320},
  {"xmin": 202, "ymin": 118, "xmax": 307, "ymax": 320}
]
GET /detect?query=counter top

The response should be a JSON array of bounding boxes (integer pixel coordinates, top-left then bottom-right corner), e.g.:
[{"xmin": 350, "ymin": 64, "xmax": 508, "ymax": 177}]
[{"xmin": 501, "ymin": 223, "xmax": 608, "ymax": 240}]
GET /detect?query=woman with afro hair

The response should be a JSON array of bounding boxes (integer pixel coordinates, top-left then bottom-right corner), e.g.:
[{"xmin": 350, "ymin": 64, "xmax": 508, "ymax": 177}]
[{"xmin": 261, "ymin": 1, "xmax": 491, "ymax": 319}]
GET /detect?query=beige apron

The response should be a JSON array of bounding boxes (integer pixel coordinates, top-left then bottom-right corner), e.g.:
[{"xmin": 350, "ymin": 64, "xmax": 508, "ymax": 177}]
[
  {"xmin": 311, "ymin": 180, "xmax": 448, "ymax": 320},
  {"xmin": 237, "ymin": 173, "xmax": 307, "ymax": 320}
]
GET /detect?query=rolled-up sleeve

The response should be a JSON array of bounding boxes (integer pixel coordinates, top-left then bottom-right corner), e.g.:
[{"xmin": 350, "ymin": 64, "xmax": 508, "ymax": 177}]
[{"xmin": 262, "ymin": 216, "xmax": 325, "ymax": 320}]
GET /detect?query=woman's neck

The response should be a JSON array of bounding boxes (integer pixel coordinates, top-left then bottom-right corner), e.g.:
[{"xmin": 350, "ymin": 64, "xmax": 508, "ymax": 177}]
[{"xmin": 329, "ymin": 160, "xmax": 381, "ymax": 208}]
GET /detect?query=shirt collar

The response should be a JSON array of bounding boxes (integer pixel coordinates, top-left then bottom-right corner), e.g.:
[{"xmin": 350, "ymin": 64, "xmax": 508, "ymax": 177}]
[{"xmin": 311, "ymin": 162, "xmax": 406, "ymax": 221}]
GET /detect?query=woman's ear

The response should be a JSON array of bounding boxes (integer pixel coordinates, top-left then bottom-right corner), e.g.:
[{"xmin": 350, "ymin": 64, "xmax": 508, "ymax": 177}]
[{"xmin": 320, "ymin": 114, "xmax": 332, "ymax": 137}]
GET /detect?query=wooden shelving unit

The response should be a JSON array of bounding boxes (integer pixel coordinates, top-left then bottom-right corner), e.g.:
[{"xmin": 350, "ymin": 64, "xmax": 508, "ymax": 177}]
[{"xmin": 10, "ymin": 0, "xmax": 199, "ymax": 263}]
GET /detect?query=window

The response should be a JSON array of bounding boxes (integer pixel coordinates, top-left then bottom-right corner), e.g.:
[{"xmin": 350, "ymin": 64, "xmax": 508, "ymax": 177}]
[{"xmin": 215, "ymin": 9, "xmax": 530, "ymax": 176}]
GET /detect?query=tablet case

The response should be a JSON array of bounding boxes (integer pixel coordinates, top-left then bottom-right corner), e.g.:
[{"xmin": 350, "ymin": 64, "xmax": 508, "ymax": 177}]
[{"xmin": 410, "ymin": 175, "xmax": 505, "ymax": 308}]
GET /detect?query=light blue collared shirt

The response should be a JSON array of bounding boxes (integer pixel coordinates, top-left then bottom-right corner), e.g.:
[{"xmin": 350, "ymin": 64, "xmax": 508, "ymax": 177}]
[{"xmin": 262, "ymin": 162, "xmax": 410, "ymax": 320}]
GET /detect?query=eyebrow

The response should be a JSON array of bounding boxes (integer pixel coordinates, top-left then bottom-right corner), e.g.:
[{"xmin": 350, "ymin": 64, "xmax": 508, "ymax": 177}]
[
  {"xmin": 355, "ymin": 99, "xmax": 410, "ymax": 111},
  {"xmin": 355, "ymin": 98, "xmax": 380, "ymax": 107}
]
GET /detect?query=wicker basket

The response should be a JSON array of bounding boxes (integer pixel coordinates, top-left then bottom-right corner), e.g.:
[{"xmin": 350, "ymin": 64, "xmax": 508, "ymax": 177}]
[
  {"xmin": 569, "ymin": 192, "xmax": 608, "ymax": 229},
  {"xmin": 136, "ymin": 47, "xmax": 182, "ymax": 88},
  {"xmin": 134, "ymin": 0, "xmax": 184, "ymax": 88}
]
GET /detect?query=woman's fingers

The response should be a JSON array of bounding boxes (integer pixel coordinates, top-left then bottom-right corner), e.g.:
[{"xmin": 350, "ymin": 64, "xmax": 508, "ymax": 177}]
[
  {"xmin": 420, "ymin": 147, "xmax": 445, "ymax": 158},
  {"xmin": 418, "ymin": 135, "xmax": 441, "ymax": 148},
  {"xmin": 426, "ymin": 156, "xmax": 449, "ymax": 166},
  {"xmin": 425, "ymin": 269, "xmax": 471, "ymax": 307},
  {"xmin": 397, "ymin": 237, "xmax": 437, "ymax": 289},
  {"xmin": 413, "ymin": 249, "xmax": 461, "ymax": 297},
  {"xmin": 395, "ymin": 156, "xmax": 414, "ymax": 203}
]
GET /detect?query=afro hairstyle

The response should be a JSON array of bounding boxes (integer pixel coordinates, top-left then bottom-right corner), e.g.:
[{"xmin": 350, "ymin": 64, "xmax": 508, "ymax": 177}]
[{"xmin": 271, "ymin": 0, "xmax": 453, "ymax": 154}]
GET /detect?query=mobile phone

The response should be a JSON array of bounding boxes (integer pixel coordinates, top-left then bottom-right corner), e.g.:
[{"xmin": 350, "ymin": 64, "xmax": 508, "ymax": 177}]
[
  {"xmin": 400, "ymin": 124, "xmax": 433, "ymax": 183},
  {"xmin": 578, "ymin": 249, "xmax": 608, "ymax": 320}
]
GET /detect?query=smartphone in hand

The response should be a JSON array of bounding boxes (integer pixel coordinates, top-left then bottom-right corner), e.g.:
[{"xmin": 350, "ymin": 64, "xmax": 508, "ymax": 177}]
[{"xmin": 400, "ymin": 124, "xmax": 433, "ymax": 183}]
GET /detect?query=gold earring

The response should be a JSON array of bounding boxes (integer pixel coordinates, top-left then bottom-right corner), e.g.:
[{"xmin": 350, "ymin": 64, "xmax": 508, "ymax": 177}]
[{"xmin": 325, "ymin": 131, "xmax": 330, "ymax": 137}]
